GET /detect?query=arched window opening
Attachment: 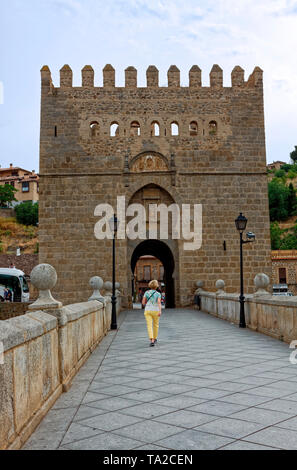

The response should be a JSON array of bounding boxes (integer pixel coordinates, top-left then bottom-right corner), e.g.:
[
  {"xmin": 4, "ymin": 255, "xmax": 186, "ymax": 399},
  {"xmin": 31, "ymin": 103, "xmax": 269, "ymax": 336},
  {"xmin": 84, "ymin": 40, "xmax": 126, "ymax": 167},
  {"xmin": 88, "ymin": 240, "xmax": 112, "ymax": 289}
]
[
  {"xmin": 151, "ymin": 121, "xmax": 160, "ymax": 137},
  {"xmin": 130, "ymin": 121, "xmax": 141, "ymax": 137},
  {"xmin": 189, "ymin": 121, "xmax": 198, "ymax": 136},
  {"xmin": 110, "ymin": 122, "xmax": 119, "ymax": 137},
  {"xmin": 171, "ymin": 122, "xmax": 179, "ymax": 136},
  {"xmin": 209, "ymin": 120, "xmax": 217, "ymax": 135},
  {"xmin": 90, "ymin": 121, "xmax": 99, "ymax": 138}
]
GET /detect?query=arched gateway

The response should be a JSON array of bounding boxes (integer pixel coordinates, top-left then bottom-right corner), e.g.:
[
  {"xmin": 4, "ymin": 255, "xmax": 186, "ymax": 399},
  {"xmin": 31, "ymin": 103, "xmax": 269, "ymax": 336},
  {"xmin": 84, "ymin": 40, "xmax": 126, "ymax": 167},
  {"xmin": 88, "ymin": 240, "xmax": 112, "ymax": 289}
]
[
  {"xmin": 39, "ymin": 64, "xmax": 272, "ymax": 307},
  {"xmin": 131, "ymin": 240, "xmax": 175, "ymax": 308}
]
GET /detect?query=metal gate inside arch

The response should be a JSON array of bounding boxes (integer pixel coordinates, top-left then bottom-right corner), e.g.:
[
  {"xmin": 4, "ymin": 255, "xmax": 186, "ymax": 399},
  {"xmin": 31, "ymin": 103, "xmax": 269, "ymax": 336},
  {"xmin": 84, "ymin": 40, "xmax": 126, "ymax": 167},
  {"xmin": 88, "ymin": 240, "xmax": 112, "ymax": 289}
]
[{"xmin": 131, "ymin": 240, "xmax": 175, "ymax": 308}]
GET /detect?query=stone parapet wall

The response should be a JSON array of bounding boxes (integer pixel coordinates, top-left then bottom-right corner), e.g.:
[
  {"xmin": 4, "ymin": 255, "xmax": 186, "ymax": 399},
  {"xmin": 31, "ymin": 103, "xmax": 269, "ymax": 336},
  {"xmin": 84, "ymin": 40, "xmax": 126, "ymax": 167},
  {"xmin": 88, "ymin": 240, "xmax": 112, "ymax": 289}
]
[
  {"xmin": 0, "ymin": 296, "xmax": 113, "ymax": 450},
  {"xmin": 0, "ymin": 302, "xmax": 33, "ymax": 320},
  {"xmin": 199, "ymin": 291, "xmax": 297, "ymax": 344}
]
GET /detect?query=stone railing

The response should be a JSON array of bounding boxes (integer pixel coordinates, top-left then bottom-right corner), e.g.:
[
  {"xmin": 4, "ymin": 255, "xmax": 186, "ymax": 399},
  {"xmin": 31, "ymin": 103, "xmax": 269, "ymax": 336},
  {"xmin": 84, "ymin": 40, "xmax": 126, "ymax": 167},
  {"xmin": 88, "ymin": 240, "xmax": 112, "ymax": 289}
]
[
  {"xmin": 194, "ymin": 274, "xmax": 297, "ymax": 344},
  {"xmin": 0, "ymin": 264, "xmax": 122, "ymax": 450}
]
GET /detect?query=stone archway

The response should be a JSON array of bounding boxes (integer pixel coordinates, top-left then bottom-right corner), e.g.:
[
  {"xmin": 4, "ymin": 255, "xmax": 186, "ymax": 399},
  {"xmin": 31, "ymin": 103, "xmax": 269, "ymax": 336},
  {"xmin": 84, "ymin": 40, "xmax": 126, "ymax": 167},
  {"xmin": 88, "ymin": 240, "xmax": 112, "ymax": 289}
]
[
  {"xmin": 131, "ymin": 239, "xmax": 175, "ymax": 308},
  {"xmin": 127, "ymin": 183, "xmax": 180, "ymax": 308}
]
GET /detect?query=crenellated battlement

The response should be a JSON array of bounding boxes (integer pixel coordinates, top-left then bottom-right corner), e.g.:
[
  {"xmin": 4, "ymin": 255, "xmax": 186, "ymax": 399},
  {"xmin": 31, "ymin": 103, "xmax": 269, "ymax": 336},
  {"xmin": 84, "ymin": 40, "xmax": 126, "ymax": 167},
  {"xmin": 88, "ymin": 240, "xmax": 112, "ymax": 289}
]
[{"xmin": 40, "ymin": 64, "xmax": 263, "ymax": 90}]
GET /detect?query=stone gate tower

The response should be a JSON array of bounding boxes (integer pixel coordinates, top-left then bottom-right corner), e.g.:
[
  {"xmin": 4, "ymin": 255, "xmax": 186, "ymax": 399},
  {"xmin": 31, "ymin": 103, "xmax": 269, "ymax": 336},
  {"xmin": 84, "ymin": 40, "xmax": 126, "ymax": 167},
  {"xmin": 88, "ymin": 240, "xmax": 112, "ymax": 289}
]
[{"xmin": 39, "ymin": 63, "xmax": 272, "ymax": 307}]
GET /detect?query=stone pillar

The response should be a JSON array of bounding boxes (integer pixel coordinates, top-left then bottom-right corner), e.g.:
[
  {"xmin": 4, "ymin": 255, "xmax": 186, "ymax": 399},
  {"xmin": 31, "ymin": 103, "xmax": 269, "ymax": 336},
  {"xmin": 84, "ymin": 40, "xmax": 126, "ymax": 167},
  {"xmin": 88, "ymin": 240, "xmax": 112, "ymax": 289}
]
[
  {"xmin": 28, "ymin": 264, "xmax": 62, "ymax": 311},
  {"xmin": 88, "ymin": 276, "xmax": 105, "ymax": 304},
  {"xmin": 189, "ymin": 65, "xmax": 201, "ymax": 87},
  {"xmin": 253, "ymin": 273, "xmax": 271, "ymax": 297},
  {"xmin": 231, "ymin": 66, "xmax": 244, "ymax": 87},
  {"xmin": 194, "ymin": 280, "xmax": 204, "ymax": 295},
  {"xmin": 60, "ymin": 65, "xmax": 73, "ymax": 88},
  {"xmin": 41, "ymin": 65, "xmax": 53, "ymax": 95},
  {"xmin": 125, "ymin": 66, "xmax": 137, "ymax": 88},
  {"xmin": 146, "ymin": 65, "xmax": 159, "ymax": 87},
  {"xmin": 82, "ymin": 65, "xmax": 94, "ymax": 87},
  {"xmin": 216, "ymin": 279, "xmax": 225, "ymax": 295},
  {"xmin": 103, "ymin": 64, "xmax": 115, "ymax": 88},
  {"xmin": 103, "ymin": 281, "xmax": 112, "ymax": 331},
  {"xmin": 168, "ymin": 65, "xmax": 180, "ymax": 87},
  {"xmin": 209, "ymin": 64, "xmax": 223, "ymax": 88}
]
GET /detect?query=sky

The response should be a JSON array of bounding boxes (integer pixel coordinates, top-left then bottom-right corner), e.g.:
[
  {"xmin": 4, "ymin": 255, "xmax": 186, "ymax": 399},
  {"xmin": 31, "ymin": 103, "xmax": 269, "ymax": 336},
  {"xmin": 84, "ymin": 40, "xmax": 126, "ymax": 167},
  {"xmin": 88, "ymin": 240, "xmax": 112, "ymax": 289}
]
[{"xmin": 1, "ymin": 0, "xmax": 297, "ymax": 171}]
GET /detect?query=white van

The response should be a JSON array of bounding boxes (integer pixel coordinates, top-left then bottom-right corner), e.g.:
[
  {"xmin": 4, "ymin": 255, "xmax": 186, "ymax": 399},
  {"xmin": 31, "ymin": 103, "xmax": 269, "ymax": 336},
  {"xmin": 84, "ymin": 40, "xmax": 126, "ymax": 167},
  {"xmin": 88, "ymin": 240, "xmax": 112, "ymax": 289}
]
[{"xmin": 0, "ymin": 268, "xmax": 30, "ymax": 302}]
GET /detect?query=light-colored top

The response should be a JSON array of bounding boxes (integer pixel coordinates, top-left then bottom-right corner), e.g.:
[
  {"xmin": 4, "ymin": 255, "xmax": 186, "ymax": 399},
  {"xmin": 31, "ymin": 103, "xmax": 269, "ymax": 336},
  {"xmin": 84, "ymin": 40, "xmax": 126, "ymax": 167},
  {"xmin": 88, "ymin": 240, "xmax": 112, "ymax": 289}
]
[{"xmin": 144, "ymin": 289, "xmax": 161, "ymax": 312}]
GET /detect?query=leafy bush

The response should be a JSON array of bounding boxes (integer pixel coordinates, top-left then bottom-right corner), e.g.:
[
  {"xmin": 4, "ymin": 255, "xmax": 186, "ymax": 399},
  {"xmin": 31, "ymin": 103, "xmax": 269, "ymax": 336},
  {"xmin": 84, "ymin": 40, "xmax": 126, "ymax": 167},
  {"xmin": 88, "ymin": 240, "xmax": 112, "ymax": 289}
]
[
  {"xmin": 15, "ymin": 202, "xmax": 38, "ymax": 226},
  {"xmin": 0, "ymin": 184, "xmax": 17, "ymax": 207},
  {"xmin": 280, "ymin": 163, "xmax": 293, "ymax": 172},
  {"xmin": 270, "ymin": 222, "xmax": 297, "ymax": 250},
  {"xmin": 287, "ymin": 170, "xmax": 297, "ymax": 179},
  {"xmin": 274, "ymin": 169, "xmax": 286, "ymax": 178}
]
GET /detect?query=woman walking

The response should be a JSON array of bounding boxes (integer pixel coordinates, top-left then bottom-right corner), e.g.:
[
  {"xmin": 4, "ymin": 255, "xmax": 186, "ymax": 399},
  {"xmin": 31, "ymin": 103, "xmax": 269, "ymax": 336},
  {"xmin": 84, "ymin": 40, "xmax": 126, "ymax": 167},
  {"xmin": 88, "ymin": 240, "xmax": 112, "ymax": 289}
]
[{"xmin": 142, "ymin": 280, "xmax": 162, "ymax": 347}]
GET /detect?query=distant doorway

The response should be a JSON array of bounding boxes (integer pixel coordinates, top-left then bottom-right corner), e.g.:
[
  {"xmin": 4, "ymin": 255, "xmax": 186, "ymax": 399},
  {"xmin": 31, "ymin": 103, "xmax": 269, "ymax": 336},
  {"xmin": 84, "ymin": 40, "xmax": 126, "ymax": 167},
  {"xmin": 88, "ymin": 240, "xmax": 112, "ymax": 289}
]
[{"xmin": 131, "ymin": 239, "xmax": 175, "ymax": 308}]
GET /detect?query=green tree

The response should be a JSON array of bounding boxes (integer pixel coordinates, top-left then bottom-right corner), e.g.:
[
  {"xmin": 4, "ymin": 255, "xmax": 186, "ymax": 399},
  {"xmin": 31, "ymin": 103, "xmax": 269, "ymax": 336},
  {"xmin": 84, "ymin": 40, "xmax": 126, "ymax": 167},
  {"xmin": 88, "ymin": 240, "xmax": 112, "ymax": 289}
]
[
  {"xmin": 0, "ymin": 184, "xmax": 17, "ymax": 207},
  {"xmin": 15, "ymin": 201, "xmax": 38, "ymax": 226},
  {"xmin": 270, "ymin": 222, "xmax": 282, "ymax": 249},
  {"xmin": 268, "ymin": 178, "xmax": 290, "ymax": 221},
  {"xmin": 280, "ymin": 163, "xmax": 293, "ymax": 172},
  {"xmin": 288, "ymin": 183, "xmax": 297, "ymax": 216},
  {"xmin": 274, "ymin": 169, "xmax": 286, "ymax": 178},
  {"xmin": 290, "ymin": 146, "xmax": 297, "ymax": 164}
]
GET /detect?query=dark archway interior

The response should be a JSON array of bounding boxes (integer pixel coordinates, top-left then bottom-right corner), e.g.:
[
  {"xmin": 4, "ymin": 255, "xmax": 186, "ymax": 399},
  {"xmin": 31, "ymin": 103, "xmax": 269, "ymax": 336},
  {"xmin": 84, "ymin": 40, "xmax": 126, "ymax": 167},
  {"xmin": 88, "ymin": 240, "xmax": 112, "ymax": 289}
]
[{"xmin": 131, "ymin": 239, "xmax": 175, "ymax": 308}]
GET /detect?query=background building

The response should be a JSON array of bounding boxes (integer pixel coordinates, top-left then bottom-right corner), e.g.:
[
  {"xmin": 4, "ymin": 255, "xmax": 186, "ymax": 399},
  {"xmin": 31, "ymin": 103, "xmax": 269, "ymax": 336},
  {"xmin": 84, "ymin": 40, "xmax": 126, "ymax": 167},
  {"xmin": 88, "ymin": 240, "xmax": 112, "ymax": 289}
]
[
  {"xmin": 0, "ymin": 164, "xmax": 39, "ymax": 205},
  {"xmin": 271, "ymin": 250, "xmax": 297, "ymax": 295}
]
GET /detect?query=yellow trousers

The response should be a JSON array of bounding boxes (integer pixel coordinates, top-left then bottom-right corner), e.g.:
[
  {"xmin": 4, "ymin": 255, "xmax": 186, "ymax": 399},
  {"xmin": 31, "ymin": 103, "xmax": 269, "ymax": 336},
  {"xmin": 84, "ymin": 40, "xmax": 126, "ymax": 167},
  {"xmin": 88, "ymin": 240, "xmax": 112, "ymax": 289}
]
[{"xmin": 144, "ymin": 310, "xmax": 160, "ymax": 340}]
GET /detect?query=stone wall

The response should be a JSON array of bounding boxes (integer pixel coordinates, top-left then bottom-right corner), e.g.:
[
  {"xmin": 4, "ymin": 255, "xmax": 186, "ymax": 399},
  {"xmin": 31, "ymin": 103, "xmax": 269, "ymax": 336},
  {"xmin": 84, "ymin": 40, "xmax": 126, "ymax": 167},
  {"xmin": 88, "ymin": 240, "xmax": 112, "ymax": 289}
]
[
  {"xmin": 0, "ymin": 298, "xmax": 113, "ymax": 450},
  {"xmin": 197, "ymin": 278, "xmax": 297, "ymax": 344},
  {"xmin": 0, "ymin": 263, "xmax": 119, "ymax": 451},
  {"xmin": 0, "ymin": 254, "xmax": 38, "ymax": 277},
  {"xmin": 39, "ymin": 64, "xmax": 272, "ymax": 307},
  {"xmin": 0, "ymin": 302, "xmax": 33, "ymax": 321}
]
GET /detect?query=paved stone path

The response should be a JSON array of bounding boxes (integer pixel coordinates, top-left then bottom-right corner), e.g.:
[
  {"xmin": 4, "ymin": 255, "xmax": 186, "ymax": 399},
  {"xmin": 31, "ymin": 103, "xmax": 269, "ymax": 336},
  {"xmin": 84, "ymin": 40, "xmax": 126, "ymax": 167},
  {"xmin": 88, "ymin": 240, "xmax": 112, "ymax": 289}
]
[{"xmin": 23, "ymin": 309, "xmax": 297, "ymax": 450}]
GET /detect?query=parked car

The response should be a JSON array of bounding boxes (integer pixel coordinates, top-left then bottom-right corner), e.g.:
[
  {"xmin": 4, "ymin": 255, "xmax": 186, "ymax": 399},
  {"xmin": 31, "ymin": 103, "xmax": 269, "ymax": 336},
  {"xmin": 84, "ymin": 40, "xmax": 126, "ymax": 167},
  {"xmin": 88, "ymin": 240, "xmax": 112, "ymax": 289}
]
[
  {"xmin": 272, "ymin": 284, "xmax": 293, "ymax": 297},
  {"xmin": 0, "ymin": 268, "xmax": 30, "ymax": 302}
]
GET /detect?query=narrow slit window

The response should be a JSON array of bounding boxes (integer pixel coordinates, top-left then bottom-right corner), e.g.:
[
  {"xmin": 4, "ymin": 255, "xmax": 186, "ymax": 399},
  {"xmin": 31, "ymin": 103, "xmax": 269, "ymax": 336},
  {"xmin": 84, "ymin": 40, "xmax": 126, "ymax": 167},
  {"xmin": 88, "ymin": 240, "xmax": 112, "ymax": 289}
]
[
  {"xmin": 189, "ymin": 121, "xmax": 198, "ymax": 136},
  {"xmin": 130, "ymin": 121, "xmax": 140, "ymax": 136},
  {"xmin": 110, "ymin": 122, "xmax": 119, "ymax": 137},
  {"xmin": 54, "ymin": 126, "xmax": 57, "ymax": 137},
  {"xmin": 209, "ymin": 120, "xmax": 217, "ymax": 135},
  {"xmin": 171, "ymin": 122, "xmax": 179, "ymax": 136},
  {"xmin": 90, "ymin": 121, "xmax": 99, "ymax": 138},
  {"xmin": 279, "ymin": 268, "xmax": 287, "ymax": 284},
  {"xmin": 151, "ymin": 121, "xmax": 160, "ymax": 137}
]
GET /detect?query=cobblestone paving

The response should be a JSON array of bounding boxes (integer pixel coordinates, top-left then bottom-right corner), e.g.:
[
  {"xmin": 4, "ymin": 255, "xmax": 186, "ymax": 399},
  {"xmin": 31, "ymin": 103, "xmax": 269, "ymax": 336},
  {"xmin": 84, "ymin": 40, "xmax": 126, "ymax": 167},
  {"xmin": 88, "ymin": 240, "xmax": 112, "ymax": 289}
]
[{"xmin": 23, "ymin": 309, "xmax": 297, "ymax": 450}]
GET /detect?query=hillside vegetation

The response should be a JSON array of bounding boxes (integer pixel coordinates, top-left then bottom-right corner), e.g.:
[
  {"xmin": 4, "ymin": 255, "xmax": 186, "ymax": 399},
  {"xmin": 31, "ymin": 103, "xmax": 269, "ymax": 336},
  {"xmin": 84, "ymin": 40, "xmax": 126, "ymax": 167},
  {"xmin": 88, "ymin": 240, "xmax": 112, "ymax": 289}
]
[
  {"xmin": 268, "ymin": 162, "xmax": 297, "ymax": 250},
  {"xmin": 0, "ymin": 217, "xmax": 38, "ymax": 254}
]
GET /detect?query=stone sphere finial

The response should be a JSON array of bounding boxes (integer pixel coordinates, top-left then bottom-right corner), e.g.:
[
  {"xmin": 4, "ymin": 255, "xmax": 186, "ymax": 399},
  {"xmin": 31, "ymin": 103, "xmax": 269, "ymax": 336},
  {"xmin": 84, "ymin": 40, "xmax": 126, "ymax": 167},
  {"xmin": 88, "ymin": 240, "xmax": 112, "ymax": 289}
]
[
  {"xmin": 115, "ymin": 282, "xmax": 120, "ymax": 290},
  {"xmin": 216, "ymin": 279, "xmax": 225, "ymax": 294},
  {"xmin": 104, "ymin": 281, "xmax": 113, "ymax": 295},
  {"xmin": 196, "ymin": 280, "xmax": 204, "ymax": 288},
  {"xmin": 31, "ymin": 263, "xmax": 57, "ymax": 291},
  {"xmin": 254, "ymin": 273, "xmax": 270, "ymax": 297},
  {"xmin": 90, "ymin": 276, "xmax": 103, "ymax": 291},
  {"xmin": 88, "ymin": 276, "xmax": 105, "ymax": 304},
  {"xmin": 29, "ymin": 263, "xmax": 62, "ymax": 311}
]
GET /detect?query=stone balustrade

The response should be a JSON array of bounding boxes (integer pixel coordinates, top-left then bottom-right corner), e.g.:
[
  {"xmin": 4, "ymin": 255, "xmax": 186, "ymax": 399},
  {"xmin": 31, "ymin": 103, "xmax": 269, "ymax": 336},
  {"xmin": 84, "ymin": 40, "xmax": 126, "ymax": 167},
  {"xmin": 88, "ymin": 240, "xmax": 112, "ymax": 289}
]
[
  {"xmin": 195, "ymin": 274, "xmax": 297, "ymax": 344},
  {"xmin": 0, "ymin": 264, "xmax": 121, "ymax": 450}
]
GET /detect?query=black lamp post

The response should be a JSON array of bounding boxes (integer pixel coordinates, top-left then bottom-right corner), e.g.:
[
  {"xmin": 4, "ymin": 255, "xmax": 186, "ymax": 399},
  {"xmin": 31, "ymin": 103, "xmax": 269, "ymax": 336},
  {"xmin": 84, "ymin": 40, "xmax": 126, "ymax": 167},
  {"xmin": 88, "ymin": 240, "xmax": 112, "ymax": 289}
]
[
  {"xmin": 109, "ymin": 214, "xmax": 118, "ymax": 330},
  {"xmin": 235, "ymin": 213, "xmax": 255, "ymax": 328}
]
